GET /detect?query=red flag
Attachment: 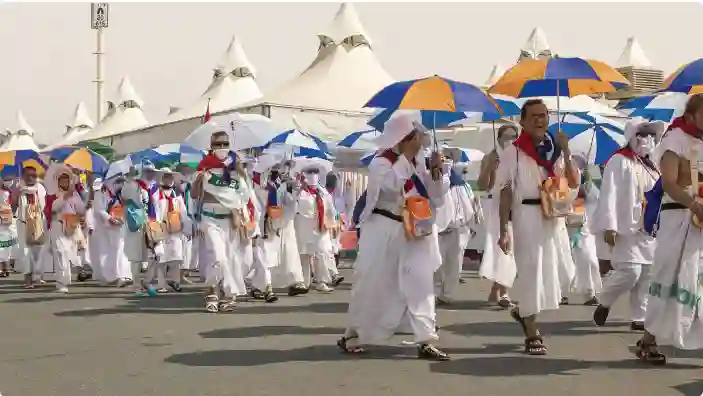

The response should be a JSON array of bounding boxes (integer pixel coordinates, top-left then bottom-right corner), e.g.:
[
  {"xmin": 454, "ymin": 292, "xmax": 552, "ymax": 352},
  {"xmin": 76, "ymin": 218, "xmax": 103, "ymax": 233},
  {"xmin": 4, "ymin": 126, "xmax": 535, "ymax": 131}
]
[{"xmin": 203, "ymin": 98, "xmax": 211, "ymax": 123}]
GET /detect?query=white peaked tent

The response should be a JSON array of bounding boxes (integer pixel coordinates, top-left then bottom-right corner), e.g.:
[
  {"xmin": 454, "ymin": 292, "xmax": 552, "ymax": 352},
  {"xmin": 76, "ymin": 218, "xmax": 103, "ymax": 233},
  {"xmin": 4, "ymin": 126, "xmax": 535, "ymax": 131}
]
[
  {"xmin": 56, "ymin": 102, "xmax": 94, "ymax": 147},
  {"xmin": 0, "ymin": 111, "xmax": 40, "ymax": 151},
  {"xmin": 79, "ymin": 76, "xmax": 149, "ymax": 142},
  {"xmin": 518, "ymin": 27, "xmax": 553, "ymax": 62},
  {"xmin": 483, "ymin": 64, "xmax": 505, "ymax": 88},
  {"xmin": 252, "ymin": 3, "xmax": 393, "ymax": 113},
  {"xmin": 615, "ymin": 37, "xmax": 653, "ymax": 69},
  {"xmin": 167, "ymin": 35, "xmax": 263, "ymax": 122}
]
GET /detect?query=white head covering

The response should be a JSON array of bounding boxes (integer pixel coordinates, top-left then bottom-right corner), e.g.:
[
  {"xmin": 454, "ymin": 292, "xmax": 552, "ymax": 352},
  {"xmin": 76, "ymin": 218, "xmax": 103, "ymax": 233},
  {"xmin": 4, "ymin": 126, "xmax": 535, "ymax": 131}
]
[
  {"xmin": 158, "ymin": 167, "xmax": 183, "ymax": 184},
  {"xmin": 372, "ymin": 112, "xmax": 428, "ymax": 150},
  {"xmin": 92, "ymin": 177, "xmax": 103, "ymax": 191},
  {"xmin": 44, "ymin": 163, "xmax": 76, "ymax": 195},
  {"xmin": 292, "ymin": 157, "xmax": 333, "ymax": 176},
  {"xmin": 623, "ymin": 117, "xmax": 667, "ymax": 145}
]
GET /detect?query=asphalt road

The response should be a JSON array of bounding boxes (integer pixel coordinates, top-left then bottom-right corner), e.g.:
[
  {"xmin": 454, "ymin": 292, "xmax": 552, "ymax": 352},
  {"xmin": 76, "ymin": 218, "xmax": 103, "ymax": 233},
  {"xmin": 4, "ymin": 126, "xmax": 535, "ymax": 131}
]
[{"xmin": 0, "ymin": 269, "xmax": 702, "ymax": 396}]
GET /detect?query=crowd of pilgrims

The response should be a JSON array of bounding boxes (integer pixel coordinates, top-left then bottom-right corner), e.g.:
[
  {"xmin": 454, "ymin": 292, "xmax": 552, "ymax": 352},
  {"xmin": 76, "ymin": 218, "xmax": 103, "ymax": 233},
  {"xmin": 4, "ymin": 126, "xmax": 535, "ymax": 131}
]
[{"xmin": 3, "ymin": 95, "xmax": 703, "ymax": 364}]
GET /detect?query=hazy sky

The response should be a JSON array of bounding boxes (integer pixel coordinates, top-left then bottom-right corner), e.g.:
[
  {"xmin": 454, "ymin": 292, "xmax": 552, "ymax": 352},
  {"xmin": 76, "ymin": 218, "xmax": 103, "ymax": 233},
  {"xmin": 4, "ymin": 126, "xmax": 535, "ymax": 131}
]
[{"xmin": 1, "ymin": 2, "xmax": 701, "ymax": 144}]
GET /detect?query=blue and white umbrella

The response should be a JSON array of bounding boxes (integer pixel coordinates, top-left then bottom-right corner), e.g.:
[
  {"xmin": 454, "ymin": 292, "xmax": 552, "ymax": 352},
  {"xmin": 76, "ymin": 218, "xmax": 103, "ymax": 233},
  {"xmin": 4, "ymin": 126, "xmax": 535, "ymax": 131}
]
[
  {"xmin": 617, "ymin": 92, "xmax": 689, "ymax": 122},
  {"xmin": 359, "ymin": 151, "xmax": 377, "ymax": 167},
  {"xmin": 263, "ymin": 129, "xmax": 329, "ymax": 152},
  {"xmin": 549, "ymin": 112, "xmax": 626, "ymax": 165},
  {"xmin": 337, "ymin": 129, "xmax": 382, "ymax": 150},
  {"xmin": 368, "ymin": 95, "xmax": 522, "ymax": 132},
  {"xmin": 129, "ymin": 143, "xmax": 204, "ymax": 166}
]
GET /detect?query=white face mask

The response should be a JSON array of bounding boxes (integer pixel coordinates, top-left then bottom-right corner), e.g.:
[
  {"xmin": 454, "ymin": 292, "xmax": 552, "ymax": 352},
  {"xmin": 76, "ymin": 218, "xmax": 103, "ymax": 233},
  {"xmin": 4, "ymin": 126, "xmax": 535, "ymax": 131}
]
[
  {"xmin": 213, "ymin": 149, "xmax": 229, "ymax": 161},
  {"xmin": 633, "ymin": 136, "xmax": 655, "ymax": 157},
  {"xmin": 304, "ymin": 173, "xmax": 319, "ymax": 186}
]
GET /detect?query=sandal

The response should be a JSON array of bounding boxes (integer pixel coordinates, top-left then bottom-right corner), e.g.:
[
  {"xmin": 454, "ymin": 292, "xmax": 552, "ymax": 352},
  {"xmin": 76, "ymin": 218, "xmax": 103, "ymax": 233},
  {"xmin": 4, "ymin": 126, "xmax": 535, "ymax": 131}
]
[
  {"xmin": 337, "ymin": 336, "xmax": 366, "ymax": 354},
  {"xmin": 205, "ymin": 295, "xmax": 219, "ymax": 313},
  {"xmin": 497, "ymin": 296, "xmax": 513, "ymax": 309},
  {"xmin": 524, "ymin": 336, "xmax": 547, "ymax": 355},
  {"xmin": 218, "ymin": 300, "xmax": 236, "ymax": 312},
  {"xmin": 250, "ymin": 288, "xmax": 264, "ymax": 300},
  {"xmin": 511, "ymin": 308, "xmax": 528, "ymax": 336},
  {"xmin": 635, "ymin": 339, "xmax": 666, "ymax": 365},
  {"xmin": 23, "ymin": 284, "xmax": 35, "ymax": 289}
]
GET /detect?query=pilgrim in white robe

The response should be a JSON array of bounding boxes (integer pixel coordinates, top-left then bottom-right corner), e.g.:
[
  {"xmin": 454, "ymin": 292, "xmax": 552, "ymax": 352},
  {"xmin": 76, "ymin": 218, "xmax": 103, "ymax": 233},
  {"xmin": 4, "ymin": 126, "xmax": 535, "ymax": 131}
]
[
  {"xmin": 153, "ymin": 188, "xmax": 191, "ymax": 288},
  {"xmin": 48, "ymin": 191, "xmax": 86, "ymax": 291},
  {"xmin": 492, "ymin": 145, "xmax": 576, "ymax": 318},
  {"xmin": 345, "ymin": 150, "xmax": 448, "ymax": 345},
  {"xmin": 0, "ymin": 187, "xmax": 16, "ymax": 265},
  {"xmin": 591, "ymin": 150, "xmax": 657, "ymax": 324},
  {"xmin": 92, "ymin": 187, "xmax": 132, "ymax": 284},
  {"xmin": 269, "ymin": 182, "xmax": 307, "ymax": 293},
  {"xmin": 435, "ymin": 170, "xmax": 476, "ymax": 303},
  {"xmin": 294, "ymin": 184, "xmax": 336, "ymax": 290},
  {"xmin": 179, "ymin": 181, "xmax": 197, "ymax": 274},
  {"xmin": 644, "ymin": 127, "xmax": 703, "ymax": 349},
  {"xmin": 566, "ymin": 182, "xmax": 602, "ymax": 302},
  {"xmin": 15, "ymin": 183, "xmax": 47, "ymax": 281}
]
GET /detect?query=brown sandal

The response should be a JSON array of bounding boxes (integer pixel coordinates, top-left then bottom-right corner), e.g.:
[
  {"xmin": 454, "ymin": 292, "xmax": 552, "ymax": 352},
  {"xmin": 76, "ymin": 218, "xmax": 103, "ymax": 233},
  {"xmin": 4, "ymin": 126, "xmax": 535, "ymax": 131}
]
[
  {"xmin": 337, "ymin": 336, "xmax": 366, "ymax": 354},
  {"xmin": 635, "ymin": 339, "xmax": 666, "ymax": 365},
  {"xmin": 525, "ymin": 336, "xmax": 547, "ymax": 355}
]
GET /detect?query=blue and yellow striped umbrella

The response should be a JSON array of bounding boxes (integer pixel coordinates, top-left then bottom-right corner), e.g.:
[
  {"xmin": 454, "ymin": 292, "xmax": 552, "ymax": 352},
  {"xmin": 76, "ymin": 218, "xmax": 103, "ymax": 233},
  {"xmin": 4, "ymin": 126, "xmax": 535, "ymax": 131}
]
[
  {"xmin": 489, "ymin": 57, "xmax": 629, "ymax": 98},
  {"xmin": 364, "ymin": 75, "xmax": 502, "ymax": 115},
  {"xmin": 46, "ymin": 146, "xmax": 109, "ymax": 175},
  {"xmin": 661, "ymin": 58, "xmax": 703, "ymax": 94},
  {"xmin": 0, "ymin": 150, "xmax": 47, "ymax": 177}
]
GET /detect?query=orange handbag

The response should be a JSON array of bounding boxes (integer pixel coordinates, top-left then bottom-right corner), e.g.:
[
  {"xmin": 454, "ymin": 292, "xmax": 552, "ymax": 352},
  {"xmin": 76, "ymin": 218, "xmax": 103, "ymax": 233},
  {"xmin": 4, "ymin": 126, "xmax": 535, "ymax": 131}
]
[
  {"xmin": 267, "ymin": 206, "xmax": 284, "ymax": 220},
  {"xmin": 540, "ymin": 176, "xmax": 572, "ymax": 219},
  {"xmin": 109, "ymin": 203, "xmax": 124, "ymax": 220},
  {"xmin": 402, "ymin": 195, "xmax": 433, "ymax": 240},
  {"xmin": 166, "ymin": 210, "xmax": 183, "ymax": 233},
  {"xmin": 60, "ymin": 213, "xmax": 80, "ymax": 235},
  {"xmin": 0, "ymin": 206, "xmax": 12, "ymax": 226}
]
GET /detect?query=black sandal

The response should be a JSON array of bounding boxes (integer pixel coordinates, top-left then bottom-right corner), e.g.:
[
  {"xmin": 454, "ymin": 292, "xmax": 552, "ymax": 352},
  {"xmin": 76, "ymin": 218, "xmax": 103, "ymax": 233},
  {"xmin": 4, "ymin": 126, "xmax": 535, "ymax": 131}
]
[
  {"xmin": 525, "ymin": 336, "xmax": 547, "ymax": 355},
  {"xmin": 337, "ymin": 336, "xmax": 366, "ymax": 354},
  {"xmin": 635, "ymin": 339, "xmax": 666, "ymax": 365}
]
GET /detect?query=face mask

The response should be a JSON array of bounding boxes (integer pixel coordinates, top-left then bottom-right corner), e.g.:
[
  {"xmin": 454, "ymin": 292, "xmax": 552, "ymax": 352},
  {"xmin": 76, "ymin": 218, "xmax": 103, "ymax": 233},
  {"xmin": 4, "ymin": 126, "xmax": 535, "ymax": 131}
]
[
  {"xmin": 214, "ymin": 149, "xmax": 229, "ymax": 161},
  {"xmin": 633, "ymin": 136, "xmax": 654, "ymax": 157},
  {"xmin": 304, "ymin": 173, "xmax": 319, "ymax": 186}
]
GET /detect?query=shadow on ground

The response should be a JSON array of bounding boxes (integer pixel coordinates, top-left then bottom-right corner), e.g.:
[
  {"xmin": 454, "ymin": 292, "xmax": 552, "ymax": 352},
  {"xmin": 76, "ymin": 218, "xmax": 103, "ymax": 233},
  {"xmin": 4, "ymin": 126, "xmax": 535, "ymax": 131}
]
[
  {"xmin": 443, "ymin": 319, "xmax": 631, "ymax": 337},
  {"xmin": 674, "ymin": 380, "xmax": 703, "ymax": 396}
]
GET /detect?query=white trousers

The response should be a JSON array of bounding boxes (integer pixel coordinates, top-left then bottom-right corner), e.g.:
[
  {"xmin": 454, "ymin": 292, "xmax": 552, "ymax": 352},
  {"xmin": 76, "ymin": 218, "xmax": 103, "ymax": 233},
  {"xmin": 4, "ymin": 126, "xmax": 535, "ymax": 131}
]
[
  {"xmin": 249, "ymin": 243, "xmax": 272, "ymax": 291},
  {"xmin": 599, "ymin": 261, "xmax": 652, "ymax": 322},
  {"xmin": 301, "ymin": 253, "xmax": 332, "ymax": 286},
  {"xmin": 435, "ymin": 229, "xmax": 463, "ymax": 300}
]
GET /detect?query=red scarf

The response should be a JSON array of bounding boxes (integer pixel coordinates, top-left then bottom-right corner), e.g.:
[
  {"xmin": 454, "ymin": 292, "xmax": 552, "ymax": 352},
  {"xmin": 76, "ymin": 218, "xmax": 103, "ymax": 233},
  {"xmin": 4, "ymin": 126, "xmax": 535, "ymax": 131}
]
[
  {"xmin": 246, "ymin": 198, "xmax": 255, "ymax": 223},
  {"xmin": 44, "ymin": 194, "xmax": 57, "ymax": 229},
  {"xmin": 252, "ymin": 172, "xmax": 261, "ymax": 186},
  {"xmin": 379, "ymin": 149, "xmax": 418, "ymax": 194},
  {"xmin": 101, "ymin": 185, "xmax": 113, "ymax": 199},
  {"xmin": 305, "ymin": 185, "xmax": 325, "ymax": 231},
  {"xmin": 197, "ymin": 154, "xmax": 229, "ymax": 171},
  {"xmin": 608, "ymin": 147, "xmax": 658, "ymax": 172},
  {"xmin": 513, "ymin": 132, "xmax": 557, "ymax": 177},
  {"xmin": 668, "ymin": 116, "xmax": 702, "ymax": 139},
  {"xmin": 159, "ymin": 189, "xmax": 175, "ymax": 212}
]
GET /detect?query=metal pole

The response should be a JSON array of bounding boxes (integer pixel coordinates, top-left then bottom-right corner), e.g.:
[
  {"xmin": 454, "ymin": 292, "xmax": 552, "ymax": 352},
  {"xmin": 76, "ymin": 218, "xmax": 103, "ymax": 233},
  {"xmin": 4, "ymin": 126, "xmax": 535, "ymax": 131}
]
[{"xmin": 94, "ymin": 27, "xmax": 105, "ymax": 123}]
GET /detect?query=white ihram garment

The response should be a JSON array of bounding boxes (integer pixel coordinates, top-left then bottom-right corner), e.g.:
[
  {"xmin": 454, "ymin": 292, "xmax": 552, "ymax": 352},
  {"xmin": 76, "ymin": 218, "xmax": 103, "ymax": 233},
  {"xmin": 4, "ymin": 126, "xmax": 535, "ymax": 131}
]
[
  {"xmin": 479, "ymin": 195, "xmax": 517, "ymax": 288},
  {"xmin": 92, "ymin": 190, "xmax": 132, "ymax": 283},
  {"xmin": 270, "ymin": 185, "xmax": 305, "ymax": 288},
  {"xmin": 294, "ymin": 186, "xmax": 335, "ymax": 285},
  {"xmin": 346, "ymin": 152, "xmax": 448, "ymax": 344},
  {"xmin": 492, "ymin": 145, "xmax": 576, "ymax": 317},
  {"xmin": 154, "ymin": 190, "xmax": 191, "ymax": 282},
  {"xmin": 592, "ymin": 152, "xmax": 657, "ymax": 322},
  {"xmin": 15, "ymin": 184, "xmax": 46, "ymax": 277},
  {"xmin": 567, "ymin": 184, "xmax": 602, "ymax": 297},
  {"xmin": 0, "ymin": 188, "xmax": 16, "ymax": 261},
  {"xmin": 435, "ymin": 183, "xmax": 475, "ymax": 301},
  {"xmin": 49, "ymin": 192, "xmax": 86, "ymax": 287},
  {"xmin": 645, "ymin": 128, "xmax": 703, "ymax": 349}
]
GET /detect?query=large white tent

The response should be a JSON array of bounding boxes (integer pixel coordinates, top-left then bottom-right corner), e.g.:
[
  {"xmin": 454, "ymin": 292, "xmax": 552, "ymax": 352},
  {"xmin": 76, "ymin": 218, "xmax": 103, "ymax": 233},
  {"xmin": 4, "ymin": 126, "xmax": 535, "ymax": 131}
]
[
  {"xmin": 79, "ymin": 76, "xmax": 149, "ymax": 142},
  {"xmin": 166, "ymin": 35, "xmax": 263, "ymax": 122},
  {"xmin": 46, "ymin": 102, "xmax": 94, "ymax": 149},
  {"xmin": 615, "ymin": 36, "xmax": 653, "ymax": 69},
  {"xmin": 0, "ymin": 111, "xmax": 40, "ymax": 151}
]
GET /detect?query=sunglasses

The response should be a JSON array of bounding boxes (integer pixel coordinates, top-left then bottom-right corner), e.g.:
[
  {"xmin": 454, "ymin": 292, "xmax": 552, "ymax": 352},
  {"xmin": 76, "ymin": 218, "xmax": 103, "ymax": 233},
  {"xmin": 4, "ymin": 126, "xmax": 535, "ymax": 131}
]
[
  {"xmin": 304, "ymin": 169, "xmax": 320, "ymax": 174},
  {"xmin": 211, "ymin": 142, "xmax": 230, "ymax": 149}
]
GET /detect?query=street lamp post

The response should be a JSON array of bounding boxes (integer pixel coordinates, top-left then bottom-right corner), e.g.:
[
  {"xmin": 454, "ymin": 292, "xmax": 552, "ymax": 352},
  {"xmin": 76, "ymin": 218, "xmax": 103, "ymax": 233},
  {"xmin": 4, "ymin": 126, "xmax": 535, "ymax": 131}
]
[{"xmin": 91, "ymin": 3, "xmax": 109, "ymax": 124}]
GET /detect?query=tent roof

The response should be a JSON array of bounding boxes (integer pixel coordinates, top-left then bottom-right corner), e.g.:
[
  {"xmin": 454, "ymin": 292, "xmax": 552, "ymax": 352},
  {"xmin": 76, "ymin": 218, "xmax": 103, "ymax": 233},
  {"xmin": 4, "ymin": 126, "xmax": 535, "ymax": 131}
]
[
  {"xmin": 166, "ymin": 36, "xmax": 263, "ymax": 123},
  {"xmin": 0, "ymin": 111, "xmax": 39, "ymax": 151},
  {"xmin": 248, "ymin": 3, "xmax": 393, "ymax": 112},
  {"xmin": 518, "ymin": 27, "xmax": 552, "ymax": 62},
  {"xmin": 78, "ymin": 76, "xmax": 149, "ymax": 141},
  {"xmin": 615, "ymin": 36, "xmax": 653, "ymax": 69},
  {"xmin": 483, "ymin": 64, "xmax": 505, "ymax": 88}
]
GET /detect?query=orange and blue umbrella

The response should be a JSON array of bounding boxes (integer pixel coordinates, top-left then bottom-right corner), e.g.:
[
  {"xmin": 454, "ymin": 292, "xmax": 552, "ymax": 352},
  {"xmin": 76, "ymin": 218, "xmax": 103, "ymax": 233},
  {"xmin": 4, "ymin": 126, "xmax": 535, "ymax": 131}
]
[
  {"xmin": 0, "ymin": 149, "xmax": 47, "ymax": 177},
  {"xmin": 364, "ymin": 75, "xmax": 502, "ymax": 115},
  {"xmin": 46, "ymin": 146, "xmax": 109, "ymax": 175},
  {"xmin": 489, "ymin": 57, "xmax": 629, "ymax": 98},
  {"xmin": 660, "ymin": 58, "xmax": 703, "ymax": 94}
]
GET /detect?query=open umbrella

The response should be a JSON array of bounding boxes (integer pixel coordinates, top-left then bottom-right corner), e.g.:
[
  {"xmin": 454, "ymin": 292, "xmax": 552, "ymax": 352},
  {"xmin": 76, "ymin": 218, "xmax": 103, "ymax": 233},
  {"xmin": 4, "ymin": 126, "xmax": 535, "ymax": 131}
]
[
  {"xmin": 660, "ymin": 58, "xmax": 703, "ymax": 94},
  {"xmin": 547, "ymin": 112, "xmax": 625, "ymax": 165},
  {"xmin": 489, "ymin": 57, "xmax": 629, "ymax": 133},
  {"xmin": 0, "ymin": 149, "xmax": 47, "ymax": 177},
  {"xmin": 130, "ymin": 143, "xmax": 204, "ymax": 168},
  {"xmin": 442, "ymin": 146, "xmax": 485, "ymax": 163},
  {"xmin": 617, "ymin": 92, "xmax": 689, "ymax": 122},
  {"xmin": 185, "ymin": 113, "xmax": 282, "ymax": 152},
  {"xmin": 337, "ymin": 129, "xmax": 382, "ymax": 151},
  {"xmin": 47, "ymin": 146, "xmax": 109, "ymax": 175}
]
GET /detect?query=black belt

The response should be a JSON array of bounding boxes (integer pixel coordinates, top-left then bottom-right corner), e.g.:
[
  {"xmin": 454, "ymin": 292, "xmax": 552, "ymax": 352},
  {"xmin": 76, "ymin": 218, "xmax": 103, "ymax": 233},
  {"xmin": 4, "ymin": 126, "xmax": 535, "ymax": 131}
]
[
  {"xmin": 522, "ymin": 198, "xmax": 541, "ymax": 205},
  {"xmin": 661, "ymin": 202, "xmax": 687, "ymax": 211},
  {"xmin": 372, "ymin": 208, "xmax": 403, "ymax": 223}
]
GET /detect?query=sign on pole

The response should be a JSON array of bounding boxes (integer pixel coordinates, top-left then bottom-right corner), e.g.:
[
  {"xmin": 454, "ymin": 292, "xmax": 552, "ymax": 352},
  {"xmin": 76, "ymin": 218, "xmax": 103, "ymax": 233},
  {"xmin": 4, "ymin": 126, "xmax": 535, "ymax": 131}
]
[{"xmin": 91, "ymin": 3, "xmax": 109, "ymax": 29}]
